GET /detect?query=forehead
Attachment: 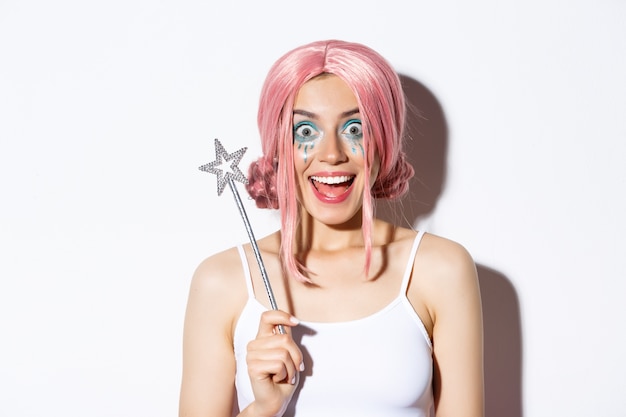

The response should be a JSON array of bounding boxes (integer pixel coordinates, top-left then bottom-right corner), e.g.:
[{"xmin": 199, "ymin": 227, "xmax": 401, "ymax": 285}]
[{"xmin": 293, "ymin": 74, "xmax": 359, "ymax": 115}]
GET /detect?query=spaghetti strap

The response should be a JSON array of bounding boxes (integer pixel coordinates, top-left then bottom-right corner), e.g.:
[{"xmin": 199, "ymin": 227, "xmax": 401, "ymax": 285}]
[
  {"xmin": 399, "ymin": 230, "xmax": 426, "ymax": 295},
  {"xmin": 236, "ymin": 245, "xmax": 255, "ymax": 299}
]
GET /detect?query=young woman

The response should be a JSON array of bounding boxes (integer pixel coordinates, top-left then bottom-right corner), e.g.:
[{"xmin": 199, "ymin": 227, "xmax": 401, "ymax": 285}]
[{"xmin": 179, "ymin": 40, "xmax": 484, "ymax": 417}]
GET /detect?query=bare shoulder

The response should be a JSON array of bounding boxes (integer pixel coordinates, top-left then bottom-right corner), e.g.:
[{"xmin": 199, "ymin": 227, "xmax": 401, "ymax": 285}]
[
  {"xmin": 180, "ymin": 247, "xmax": 249, "ymax": 416},
  {"xmin": 187, "ymin": 246, "xmax": 249, "ymax": 331},
  {"xmin": 412, "ymin": 233, "xmax": 484, "ymax": 414},
  {"xmin": 190, "ymin": 230, "xmax": 281, "ymax": 299},
  {"xmin": 418, "ymin": 233, "xmax": 477, "ymax": 281},
  {"xmin": 388, "ymin": 226, "xmax": 475, "ymax": 274},
  {"xmin": 193, "ymin": 246, "xmax": 246, "ymax": 286},
  {"xmin": 410, "ymin": 233, "xmax": 480, "ymax": 321}
]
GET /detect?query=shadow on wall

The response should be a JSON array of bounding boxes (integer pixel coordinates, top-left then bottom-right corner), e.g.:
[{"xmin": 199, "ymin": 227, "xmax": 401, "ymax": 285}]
[
  {"xmin": 375, "ymin": 75, "xmax": 447, "ymax": 224},
  {"xmin": 477, "ymin": 265, "xmax": 523, "ymax": 417},
  {"xmin": 377, "ymin": 75, "xmax": 524, "ymax": 417}
]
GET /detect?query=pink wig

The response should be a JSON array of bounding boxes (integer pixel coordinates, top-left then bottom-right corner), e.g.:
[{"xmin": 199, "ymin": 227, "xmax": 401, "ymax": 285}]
[{"xmin": 246, "ymin": 40, "xmax": 414, "ymax": 283}]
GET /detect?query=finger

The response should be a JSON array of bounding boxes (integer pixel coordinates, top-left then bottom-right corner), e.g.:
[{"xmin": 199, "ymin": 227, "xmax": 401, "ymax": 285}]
[
  {"xmin": 249, "ymin": 327, "xmax": 304, "ymax": 369},
  {"xmin": 248, "ymin": 356, "xmax": 289, "ymax": 383},
  {"xmin": 248, "ymin": 333, "xmax": 303, "ymax": 370},
  {"xmin": 256, "ymin": 310, "xmax": 300, "ymax": 338},
  {"xmin": 247, "ymin": 334, "xmax": 304, "ymax": 384},
  {"xmin": 247, "ymin": 345, "xmax": 297, "ymax": 384}
]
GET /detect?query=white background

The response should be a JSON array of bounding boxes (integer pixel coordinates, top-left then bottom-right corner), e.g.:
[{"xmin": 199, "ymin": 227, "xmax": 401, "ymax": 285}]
[{"xmin": 1, "ymin": 1, "xmax": 625, "ymax": 416}]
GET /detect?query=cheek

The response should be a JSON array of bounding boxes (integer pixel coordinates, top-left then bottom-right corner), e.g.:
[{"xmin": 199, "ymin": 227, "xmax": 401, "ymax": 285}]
[
  {"xmin": 294, "ymin": 142, "xmax": 316, "ymax": 164},
  {"xmin": 293, "ymin": 145, "xmax": 309, "ymax": 177},
  {"xmin": 347, "ymin": 138, "xmax": 365, "ymax": 158}
]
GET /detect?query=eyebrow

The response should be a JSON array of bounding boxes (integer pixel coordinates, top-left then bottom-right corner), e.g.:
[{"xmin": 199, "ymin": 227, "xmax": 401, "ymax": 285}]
[{"xmin": 293, "ymin": 108, "xmax": 360, "ymax": 119}]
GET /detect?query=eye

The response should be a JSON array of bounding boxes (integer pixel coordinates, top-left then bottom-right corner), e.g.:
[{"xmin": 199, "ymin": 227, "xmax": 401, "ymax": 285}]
[
  {"xmin": 293, "ymin": 121, "xmax": 320, "ymax": 142},
  {"xmin": 342, "ymin": 119, "xmax": 363, "ymax": 139}
]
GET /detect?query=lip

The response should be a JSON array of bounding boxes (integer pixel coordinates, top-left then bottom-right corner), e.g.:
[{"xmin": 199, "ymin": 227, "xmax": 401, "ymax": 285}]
[{"xmin": 308, "ymin": 171, "xmax": 355, "ymax": 204}]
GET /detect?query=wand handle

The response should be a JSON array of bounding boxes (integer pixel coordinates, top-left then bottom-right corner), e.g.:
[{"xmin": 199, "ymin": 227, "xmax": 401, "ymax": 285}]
[{"xmin": 228, "ymin": 178, "xmax": 285, "ymax": 335}]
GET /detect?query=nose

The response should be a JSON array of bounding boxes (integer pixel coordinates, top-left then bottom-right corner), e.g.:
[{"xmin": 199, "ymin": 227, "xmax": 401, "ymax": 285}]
[{"xmin": 319, "ymin": 132, "xmax": 348, "ymax": 164}]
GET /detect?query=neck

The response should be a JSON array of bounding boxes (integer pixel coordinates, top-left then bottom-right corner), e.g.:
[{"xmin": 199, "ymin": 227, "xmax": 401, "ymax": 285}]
[{"xmin": 296, "ymin": 208, "xmax": 368, "ymax": 253}]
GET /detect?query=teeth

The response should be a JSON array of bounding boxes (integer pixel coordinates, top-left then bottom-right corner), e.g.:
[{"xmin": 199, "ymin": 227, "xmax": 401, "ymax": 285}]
[{"xmin": 310, "ymin": 175, "xmax": 354, "ymax": 184}]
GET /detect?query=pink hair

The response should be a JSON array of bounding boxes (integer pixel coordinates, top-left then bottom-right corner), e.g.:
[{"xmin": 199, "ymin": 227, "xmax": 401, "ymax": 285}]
[{"xmin": 246, "ymin": 40, "xmax": 414, "ymax": 283}]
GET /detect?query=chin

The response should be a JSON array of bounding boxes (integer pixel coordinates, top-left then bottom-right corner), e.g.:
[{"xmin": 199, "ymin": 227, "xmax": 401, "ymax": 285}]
[{"xmin": 304, "ymin": 199, "xmax": 364, "ymax": 226}]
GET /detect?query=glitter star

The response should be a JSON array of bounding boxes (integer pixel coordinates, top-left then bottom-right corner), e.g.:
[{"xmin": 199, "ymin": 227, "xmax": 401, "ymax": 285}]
[{"xmin": 199, "ymin": 138, "xmax": 249, "ymax": 195}]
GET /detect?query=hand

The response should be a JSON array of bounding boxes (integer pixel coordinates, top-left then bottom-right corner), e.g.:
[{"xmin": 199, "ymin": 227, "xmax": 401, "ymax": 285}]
[{"xmin": 246, "ymin": 310, "xmax": 303, "ymax": 417}]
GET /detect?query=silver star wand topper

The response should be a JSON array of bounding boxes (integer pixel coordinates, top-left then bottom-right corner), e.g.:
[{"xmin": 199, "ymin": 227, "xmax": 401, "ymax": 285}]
[{"xmin": 199, "ymin": 138, "xmax": 285, "ymax": 334}]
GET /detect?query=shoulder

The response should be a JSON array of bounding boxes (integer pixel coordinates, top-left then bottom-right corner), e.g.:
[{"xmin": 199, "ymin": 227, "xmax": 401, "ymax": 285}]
[
  {"xmin": 187, "ymin": 246, "xmax": 249, "ymax": 332},
  {"xmin": 418, "ymin": 233, "xmax": 476, "ymax": 280},
  {"xmin": 387, "ymin": 226, "xmax": 474, "ymax": 270},
  {"xmin": 180, "ymin": 246, "xmax": 250, "ymax": 416},
  {"xmin": 193, "ymin": 246, "xmax": 246, "ymax": 285},
  {"xmin": 414, "ymin": 234, "xmax": 484, "ymax": 414},
  {"xmin": 190, "ymin": 231, "xmax": 281, "ymax": 295},
  {"xmin": 410, "ymin": 232, "xmax": 480, "ymax": 320}
]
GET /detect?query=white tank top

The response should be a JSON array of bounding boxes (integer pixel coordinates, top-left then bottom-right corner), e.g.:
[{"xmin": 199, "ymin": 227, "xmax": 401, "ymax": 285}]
[{"xmin": 233, "ymin": 231, "xmax": 434, "ymax": 417}]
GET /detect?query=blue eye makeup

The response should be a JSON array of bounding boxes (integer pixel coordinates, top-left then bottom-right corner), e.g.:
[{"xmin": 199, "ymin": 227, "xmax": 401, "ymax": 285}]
[
  {"xmin": 341, "ymin": 119, "xmax": 363, "ymax": 140},
  {"xmin": 341, "ymin": 119, "xmax": 364, "ymax": 156},
  {"xmin": 292, "ymin": 118, "xmax": 365, "ymax": 162},
  {"xmin": 293, "ymin": 121, "xmax": 321, "ymax": 143},
  {"xmin": 294, "ymin": 121, "xmax": 321, "ymax": 163}
]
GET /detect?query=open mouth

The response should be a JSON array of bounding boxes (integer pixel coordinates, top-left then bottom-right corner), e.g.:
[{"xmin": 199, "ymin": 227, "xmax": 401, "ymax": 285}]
[{"xmin": 309, "ymin": 175, "xmax": 355, "ymax": 198}]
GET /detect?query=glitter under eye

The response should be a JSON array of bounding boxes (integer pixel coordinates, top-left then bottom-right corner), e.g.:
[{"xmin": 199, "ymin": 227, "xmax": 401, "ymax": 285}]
[{"xmin": 297, "ymin": 142, "xmax": 315, "ymax": 163}]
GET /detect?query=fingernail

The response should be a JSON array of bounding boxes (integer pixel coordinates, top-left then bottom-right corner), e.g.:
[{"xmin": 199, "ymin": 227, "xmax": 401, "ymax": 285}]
[
  {"xmin": 290, "ymin": 316, "xmax": 300, "ymax": 325},
  {"xmin": 291, "ymin": 376, "xmax": 296, "ymax": 385},
  {"xmin": 300, "ymin": 362, "xmax": 305, "ymax": 372}
]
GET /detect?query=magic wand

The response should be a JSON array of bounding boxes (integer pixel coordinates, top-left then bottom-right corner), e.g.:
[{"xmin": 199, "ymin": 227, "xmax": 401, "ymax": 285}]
[{"xmin": 199, "ymin": 138, "xmax": 285, "ymax": 334}]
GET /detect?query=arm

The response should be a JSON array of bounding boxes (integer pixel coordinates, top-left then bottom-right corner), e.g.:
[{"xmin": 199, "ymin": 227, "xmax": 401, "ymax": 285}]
[
  {"xmin": 178, "ymin": 250, "xmax": 303, "ymax": 417},
  {"xmin": 179, "ymin": 252, "xmax": 244, "ymax": 417},
  {"xmin": 420, "ymin": 238, "xmax": 484, "ymax": 417}
]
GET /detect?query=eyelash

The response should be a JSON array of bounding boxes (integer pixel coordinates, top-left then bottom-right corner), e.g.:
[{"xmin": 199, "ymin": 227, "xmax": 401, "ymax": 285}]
[
  {"xmin": 341, "ymin": 119, "xmax": 363, "ymax": 140},
  {"xmin": 293, "ymin": 121, "xmax": 320, "ymax": 143},
  {"xmin": 293, "ymin": 120, "xmax": 363, "ymax": 140}
]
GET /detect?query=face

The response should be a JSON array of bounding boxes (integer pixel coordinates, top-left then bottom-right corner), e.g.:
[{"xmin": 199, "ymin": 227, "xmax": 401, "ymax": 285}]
[{"xmin": 292, "ymin": 74, "xmax": 379, "ymax": 226}]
